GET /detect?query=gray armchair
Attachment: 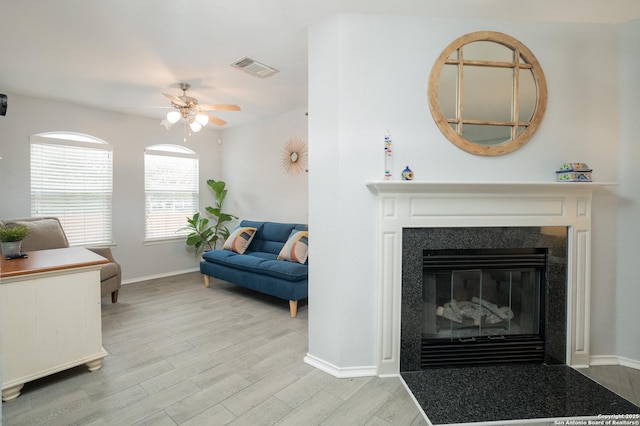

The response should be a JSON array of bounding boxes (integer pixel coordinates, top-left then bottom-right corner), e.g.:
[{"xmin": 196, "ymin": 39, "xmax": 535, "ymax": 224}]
[{"xmin": 0, "ymin": 217, "xmax": 122, "ymax": 303}]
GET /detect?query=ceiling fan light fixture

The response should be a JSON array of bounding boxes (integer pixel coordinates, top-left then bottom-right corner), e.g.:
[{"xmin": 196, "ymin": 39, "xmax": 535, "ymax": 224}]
[
  {"xmin": 195, "ymin": 113, "xmax": 209, "ymax": 126},
  {"xmin": 189, "ymin": 120, "xmax": 202, "ymax": 132},
  {"xmin": 166, "ymin": 110, "xmax": 181, "ymax": 124},
  {"xmin": 160, "ymin": 84, "xmax": 239, "ymax": 136}
]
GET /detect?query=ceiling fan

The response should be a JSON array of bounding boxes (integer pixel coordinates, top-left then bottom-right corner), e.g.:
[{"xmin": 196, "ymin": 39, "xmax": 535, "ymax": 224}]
[{"xmin": 160, "ymin": 83, "xmax": 240, "ymax": 132}]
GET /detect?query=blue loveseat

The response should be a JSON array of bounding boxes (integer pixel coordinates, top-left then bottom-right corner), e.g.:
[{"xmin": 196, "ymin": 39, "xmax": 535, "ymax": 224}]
[{"xmin": 200, "ymin": 220, "xmax": 308, "ymax": 317}]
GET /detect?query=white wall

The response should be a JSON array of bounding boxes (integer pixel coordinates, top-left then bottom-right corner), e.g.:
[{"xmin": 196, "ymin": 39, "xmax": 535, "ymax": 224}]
[
  {"xmin": 308, "ymin": 16, "xmax": 369, "ymax": 371},
  {"xmin": 308, "ymin": 14, "xmax": 629, "ymax": 373},
  {"xmin": 616, "ymin": 19, "xmax": 640, "ymax": 363},
  {"xmin": 0, "ymin": 93, "xmax": 223, "ymax": 282},
  {"xmin": 220, "ymin": 107, "xmax": 309, "ymax": 225}
]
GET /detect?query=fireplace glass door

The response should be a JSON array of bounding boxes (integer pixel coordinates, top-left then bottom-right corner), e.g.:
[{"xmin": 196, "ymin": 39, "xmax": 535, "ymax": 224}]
[
  {"xmin": 423, "ymin": 268, "xmax": 541, "ymax": 339},
  {"xmin": 421, "ymin": 248, "xmax": 546, "ymax": 366}
]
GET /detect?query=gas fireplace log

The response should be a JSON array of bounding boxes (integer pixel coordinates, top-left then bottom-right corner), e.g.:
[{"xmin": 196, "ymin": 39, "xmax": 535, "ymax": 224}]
[{"xmin": 471, "ymin": 296, "xmax": 514, "ymax": 320}]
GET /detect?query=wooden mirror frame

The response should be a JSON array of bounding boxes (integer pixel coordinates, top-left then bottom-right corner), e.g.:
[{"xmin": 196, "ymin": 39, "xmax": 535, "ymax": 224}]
[{"xmin": 428, "ymin": 31, "xmax": 547, "ymax": 156}]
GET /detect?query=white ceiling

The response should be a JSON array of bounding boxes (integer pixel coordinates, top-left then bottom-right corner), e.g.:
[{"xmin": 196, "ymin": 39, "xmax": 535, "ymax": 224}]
[{"xmin": 1, "ymin": 0, "xmax": 639, "ymax": 129}]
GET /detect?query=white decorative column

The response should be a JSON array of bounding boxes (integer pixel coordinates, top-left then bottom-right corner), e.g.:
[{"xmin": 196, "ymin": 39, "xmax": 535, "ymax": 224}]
[{"xmin": 367, "ymin": 181, "xmax": 615, "ymax": 376}]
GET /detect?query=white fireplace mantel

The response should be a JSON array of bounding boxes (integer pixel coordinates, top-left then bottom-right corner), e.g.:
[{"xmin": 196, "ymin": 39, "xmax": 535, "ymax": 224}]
[{"xmin": 367, "ymin": 180, "xmax": 616, "ymax": 376}]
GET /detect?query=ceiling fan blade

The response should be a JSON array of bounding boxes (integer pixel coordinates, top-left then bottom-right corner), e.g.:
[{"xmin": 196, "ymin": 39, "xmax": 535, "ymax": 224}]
[
  {"xmin": 205, "ymin": 113, "xmax": 227, "ymax": 126},
  {"xmin": 162, "ymin": 93, "xmax": 187, "ymax": 107},
  {"xmin": 197, "ymin": 104, "xmax": 241, "ymax": 111}
]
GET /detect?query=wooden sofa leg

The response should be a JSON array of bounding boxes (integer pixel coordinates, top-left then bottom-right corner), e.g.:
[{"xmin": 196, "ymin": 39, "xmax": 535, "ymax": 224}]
[
  {"xmin": 289, "ymin": 300, "xmax": 298, "ymax": 318},
  {"xmin": 203, "ymin": 274, "xmax": 210, "ymax": 288},
  {"xmin": 111, "ymin": 290, "xmax": 119, "ymax": 304}
]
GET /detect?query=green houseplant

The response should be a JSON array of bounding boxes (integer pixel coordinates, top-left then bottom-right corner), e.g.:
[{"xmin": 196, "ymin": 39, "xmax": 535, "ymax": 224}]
[
  {"xmin": 0, "ymin": 224, "xmax": 29, "ymax": 257},
  {"xmin": 182, "ymin": 179, "xmax": 237, "ymax": 255}
]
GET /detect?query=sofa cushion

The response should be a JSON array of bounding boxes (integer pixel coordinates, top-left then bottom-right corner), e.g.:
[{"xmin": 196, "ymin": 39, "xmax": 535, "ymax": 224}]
[
  {"xmin": 9, "ymin": 218, "xmax": 69, "ymax": 251},
  {"xmin": 278, "ymin": 230, "xmax": 308, "ymax": 264},
  {"xmin": 223, "ymin": 226, "xmax": 257, "ymax": 254},
  {"xmin": 202, "ymin": 250, "xmax": 307, "ymax": 281},
  {"xmin": 237, "ymin": 220, "xmax": 265, "ymax": 232},
  {"xmin": 261, "ymin": 222, "xmax": 296, "ymax": 242},
  {"xmin": 240, "ymin": 220, "xmax": 297, "ymax": 255}
]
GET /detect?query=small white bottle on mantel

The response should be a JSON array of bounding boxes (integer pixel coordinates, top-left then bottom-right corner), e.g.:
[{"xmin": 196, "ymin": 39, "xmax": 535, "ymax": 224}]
[{"xmin": 384, "ymin": 131, "xmax": 393, "ymax": 180}]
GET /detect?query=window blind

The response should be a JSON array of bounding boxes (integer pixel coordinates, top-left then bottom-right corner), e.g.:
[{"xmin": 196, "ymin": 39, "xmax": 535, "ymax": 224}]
[
  {"xmin": 144, "ymin": 150, "xmax": 199, "ymax": 240},
  {"xmin": 30, "ymin": 135, "xmax": 113, "ymax": 246}
]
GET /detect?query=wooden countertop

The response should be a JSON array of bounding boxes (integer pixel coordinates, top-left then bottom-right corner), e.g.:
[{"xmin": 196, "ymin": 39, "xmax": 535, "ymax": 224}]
[{"xmin": 0, "ymin": 247, "xmax": 108, "ymax": 279}]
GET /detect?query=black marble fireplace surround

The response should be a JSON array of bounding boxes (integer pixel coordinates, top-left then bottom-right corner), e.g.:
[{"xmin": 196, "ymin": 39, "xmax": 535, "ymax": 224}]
[
  {"xmin": 399, "ymin": 227, "xmax": 640, "ymax": 424},
  {"xmin": 401, "ymin": 226, "xmax": 568, "ymax": 371}
]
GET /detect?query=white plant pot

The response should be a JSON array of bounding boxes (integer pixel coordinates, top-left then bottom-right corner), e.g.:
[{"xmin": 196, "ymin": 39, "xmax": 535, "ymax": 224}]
[{"xmin": 1, "ymin": 241, "xmax": 23, "ymax": 257}]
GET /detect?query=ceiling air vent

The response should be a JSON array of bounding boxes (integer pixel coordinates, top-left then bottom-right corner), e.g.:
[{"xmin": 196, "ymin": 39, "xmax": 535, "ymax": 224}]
[{"xmin": 231, "ymin": 56, "xmax": 279, "ymax": 78}]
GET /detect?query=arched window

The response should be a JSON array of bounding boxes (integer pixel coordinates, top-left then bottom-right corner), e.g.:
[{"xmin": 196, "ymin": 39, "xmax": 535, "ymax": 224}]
[
  {"xmin": 30, "ymin": 132, "xmax": 113, "ymax": 245},
  {"xmin": 144, "ymin": 144, "xmax": 199, "ymax": 241}
]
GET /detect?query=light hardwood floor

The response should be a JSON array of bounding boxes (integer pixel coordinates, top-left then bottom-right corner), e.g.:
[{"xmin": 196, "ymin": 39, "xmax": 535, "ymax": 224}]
[
  {"xmin": 2, "ymin": 272, "xmax": 638, "ymax": 425},
  {"xmin": 577, "ymin": 364, "xmax": 640, "ymax": 407},
  {"xmin": 1, "ymin": 272, "xmax": 426, "ymax": 426}
]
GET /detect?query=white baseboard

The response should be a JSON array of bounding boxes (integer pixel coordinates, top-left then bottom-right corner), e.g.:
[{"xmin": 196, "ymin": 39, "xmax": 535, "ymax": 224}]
[
  {"xmin": 121, "ymin": 267, "xmax": 200, "ymax": 285},
  {"xmin": 303, "ymin": 353, "xmax": 377, "ymax": 379},
  {"xmin": 303, "ymin": 353, "xmax": 640, "ymax": 379},
  {"xmin": 619, "ymin": 356, "xmax": 640, "ymax": 370},
  {"xmin": 589, "ymin": 355, "xmax": 640, "ymax": 370}
]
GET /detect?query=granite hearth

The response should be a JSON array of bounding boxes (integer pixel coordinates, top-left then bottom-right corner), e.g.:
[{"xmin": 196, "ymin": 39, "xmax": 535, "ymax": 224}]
[{"xmin": 402, "ymin": 364, "xmax": 640, "ymax": 425}]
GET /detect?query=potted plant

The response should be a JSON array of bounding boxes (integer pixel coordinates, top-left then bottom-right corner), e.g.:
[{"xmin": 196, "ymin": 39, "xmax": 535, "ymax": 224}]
[
  {"xmin": 182, "ymin": 179, "xmax": 238, "ymax": 255},
  {"xmin": 0, "ymin": 224, "xmax": 29, "ymax": 258}
]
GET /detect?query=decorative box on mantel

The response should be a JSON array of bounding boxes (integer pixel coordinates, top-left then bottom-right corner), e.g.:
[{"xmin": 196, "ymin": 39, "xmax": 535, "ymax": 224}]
[
  {"xmin": 366, "ymin": 180, "xmax": 616, "ymax": 377},
  {"xmin": 556, "ymin": 162, "xmax": 593, "ymax": 182}
]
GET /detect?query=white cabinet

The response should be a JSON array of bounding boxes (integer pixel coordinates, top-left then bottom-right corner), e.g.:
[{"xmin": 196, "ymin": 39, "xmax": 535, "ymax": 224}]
[{"xmin": 1, "ymin": 248, "xmax": 108, "ymax": 401}]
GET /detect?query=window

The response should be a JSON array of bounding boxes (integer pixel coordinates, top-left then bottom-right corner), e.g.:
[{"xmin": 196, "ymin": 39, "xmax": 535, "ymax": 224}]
[
  {"xmin": 31, "ymin": 132, "xmax": 113, "ymax": 246},
  {"xmin": 144, "ymin": 144, "xmax": 199, "ymax": 240}
]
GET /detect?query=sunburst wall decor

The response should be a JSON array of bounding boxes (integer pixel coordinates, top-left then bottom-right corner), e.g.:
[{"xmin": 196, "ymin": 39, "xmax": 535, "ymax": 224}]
[{"xmin": 281, "ymin": 137, "xmax": 308, "ymax": 175}]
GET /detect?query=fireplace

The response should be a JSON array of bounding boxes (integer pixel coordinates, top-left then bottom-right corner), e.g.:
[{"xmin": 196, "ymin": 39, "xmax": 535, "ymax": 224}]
[
  {"xmin": 422, "ymin": 247, "xmax": 546, "ymax": 367},
  {"xmin": 395, "ymin": 226, "xmax": 568, "ymax": 373},
  {"xmin": 367, "ymin": 181, "xmax": 607, "ymax": 376},
  {"xmin": 400, "ymin": 226, "xmax": 568, "ymax": 371}
]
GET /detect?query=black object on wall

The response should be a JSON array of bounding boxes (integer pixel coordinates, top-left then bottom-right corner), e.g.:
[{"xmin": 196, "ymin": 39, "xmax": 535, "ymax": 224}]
[{"xmin": 0, "ymin": 94, "xmax": 7, "ymax": 116}]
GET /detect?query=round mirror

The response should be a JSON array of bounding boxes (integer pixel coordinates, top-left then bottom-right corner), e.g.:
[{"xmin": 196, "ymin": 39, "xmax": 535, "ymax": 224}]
[
  {"xmin": 290, "ymin": 152, "xmax": 299, "ymax": 163},
  {"xmin": 428, "ymin": 31, "xmax": 547, "ymax": 156}
]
